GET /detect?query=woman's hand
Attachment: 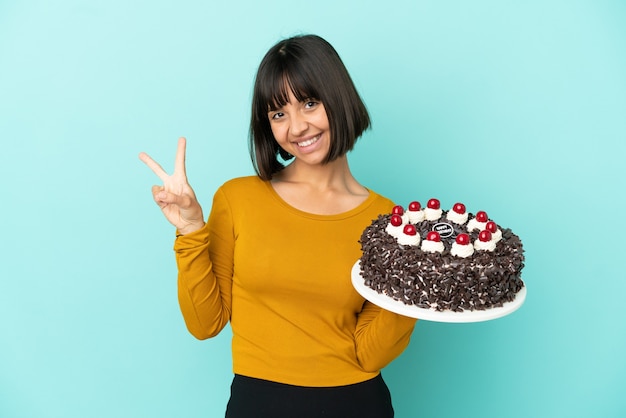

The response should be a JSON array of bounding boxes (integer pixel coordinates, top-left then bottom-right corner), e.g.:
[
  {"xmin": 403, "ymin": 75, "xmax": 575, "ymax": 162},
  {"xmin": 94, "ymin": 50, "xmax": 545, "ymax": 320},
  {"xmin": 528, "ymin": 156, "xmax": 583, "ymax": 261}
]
[{"xmin": 139, "ymin": 137, "xmax": 205, "ymax": 235}]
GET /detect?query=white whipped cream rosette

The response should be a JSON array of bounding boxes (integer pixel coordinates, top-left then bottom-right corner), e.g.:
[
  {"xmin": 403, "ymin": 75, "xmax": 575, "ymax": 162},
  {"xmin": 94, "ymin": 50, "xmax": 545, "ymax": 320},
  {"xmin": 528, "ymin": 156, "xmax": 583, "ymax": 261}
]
[
  {"xmin": 447, "ymin": 211, "xmax": 468, "ymax": 225},
  {"xmin": 485, "ymin": 221, "xmax": 503, "ymax": 243},
  {"xmin": 424, "ymin": 207, "xmax": 442, "ymax": 221},
  {"xmin": 474, "ymin": 230, "xmax": 496, "ymax": 251},
  {"xmin": 451, "ymin": 233, "xmax": 474, "ymax": 257},
  {"xmin": 467, "ymin": 211, "xmax": 489, "ymax": 232},
  {"xmin": 451, "ymin": 242, "xmax": 474, "ymax": 257},
  {"xmin": 466, "ymin": 218, "xmax": 486, "ymax": 232},
  {"xmin": 474, "ymin": 239, "xmax": 496, "ymax": 251},
  {"xmin": 421, "ymin": 231, "xmax": 444, "ymax": 253},
  {"xmin": 424, "ymin": 198, "xmax": 443, "ymax": 221},
  {"xmin": 385, "ymin": 214, "xmax": 405, "ymax": 239},
  {"xmin": 397, "ymin": 224, "xmax": 421, "ymax": 246},
  {"xmin": 397, "ymin": 232, "xmax": 420, "ymax": 246},
  {"xmin": 447, "ymin": 211, "xmax": 468, "ymax": 224},
  {"xmin": 403, "ymin": 209, "xmax": 425, "ymax": 224},
  {"xmin": 402, "ymin": 201, "xmax": 426, "ymax": 224},
  {"xmin": 421, "ymin": 239, "xmax": 444, "ymax": 253},
  {"xmin": 385, "ymin": 223, "xmax": 404, "ymax": 239},
  {"xmin": 446, "ymin": 203, "xmax": 468, "ymax": 225}
]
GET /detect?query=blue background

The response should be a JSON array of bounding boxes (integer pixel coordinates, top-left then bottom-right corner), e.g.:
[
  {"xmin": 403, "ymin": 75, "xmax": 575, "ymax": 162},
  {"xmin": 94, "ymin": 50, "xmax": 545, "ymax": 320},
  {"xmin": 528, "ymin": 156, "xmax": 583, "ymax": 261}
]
[{"xmin": 1, "ymin": 1, "xmax": 625, "ymax": 417}]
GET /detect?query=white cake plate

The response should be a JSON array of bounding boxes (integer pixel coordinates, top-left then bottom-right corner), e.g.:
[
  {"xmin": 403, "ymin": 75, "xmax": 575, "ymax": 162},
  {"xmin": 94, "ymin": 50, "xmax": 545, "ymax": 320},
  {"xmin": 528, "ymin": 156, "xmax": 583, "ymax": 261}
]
[{"xmin": 351, "ymin": 261, "xmax": 526, "ymax": 323}]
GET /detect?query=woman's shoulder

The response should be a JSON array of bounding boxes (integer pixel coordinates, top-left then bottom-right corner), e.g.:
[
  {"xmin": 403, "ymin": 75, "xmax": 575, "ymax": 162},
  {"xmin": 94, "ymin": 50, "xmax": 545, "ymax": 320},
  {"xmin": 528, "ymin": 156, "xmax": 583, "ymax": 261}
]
[
  {"xmin": 360, "ymin": 188, "xmax": 395, "ymax": 215},
  {"xmin": 220, "ymin": 175, "xmax": 265, "ymax": 190},
  {"xmin": 366, "ymin": 188, "xmax": 394, "ymax": 205},
  {"xmin": 215, "ymin": 175, "xmax": 270, "ymax": 201}
]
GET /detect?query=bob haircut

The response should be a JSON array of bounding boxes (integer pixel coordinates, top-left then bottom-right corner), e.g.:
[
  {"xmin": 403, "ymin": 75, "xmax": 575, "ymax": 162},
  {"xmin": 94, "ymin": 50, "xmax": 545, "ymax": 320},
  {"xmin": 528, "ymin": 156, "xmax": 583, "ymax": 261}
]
[{"xmin": 249, "ymin": 34, "xmax": 371, "ymax": 180}]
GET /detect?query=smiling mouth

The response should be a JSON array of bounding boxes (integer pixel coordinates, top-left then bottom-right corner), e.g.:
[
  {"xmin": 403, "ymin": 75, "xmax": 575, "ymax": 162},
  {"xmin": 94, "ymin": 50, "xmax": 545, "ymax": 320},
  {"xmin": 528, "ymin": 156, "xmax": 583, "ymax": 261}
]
[{"xmin": 297, "ymin": 134, "xmax": 321, "ymax": 147}]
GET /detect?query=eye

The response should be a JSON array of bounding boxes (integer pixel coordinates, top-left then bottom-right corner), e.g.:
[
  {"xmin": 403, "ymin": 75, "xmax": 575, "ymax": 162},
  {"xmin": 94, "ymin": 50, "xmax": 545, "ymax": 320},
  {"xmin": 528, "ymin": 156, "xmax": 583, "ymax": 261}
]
[
  {"xmin": 304, "ymin": 100, "xmax": 319, "ymax": 109},
  {"xmin": 269, "ymin": 111, "xmax": 284, "ymax": 120}
]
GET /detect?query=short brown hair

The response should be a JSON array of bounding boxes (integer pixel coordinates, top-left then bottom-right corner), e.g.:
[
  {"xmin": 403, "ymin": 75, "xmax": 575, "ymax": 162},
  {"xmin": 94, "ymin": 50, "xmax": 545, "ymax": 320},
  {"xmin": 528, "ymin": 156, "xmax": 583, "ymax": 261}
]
[{"xmin": 249, "ymin": 35, "xmax": 371, "ymax": 180}]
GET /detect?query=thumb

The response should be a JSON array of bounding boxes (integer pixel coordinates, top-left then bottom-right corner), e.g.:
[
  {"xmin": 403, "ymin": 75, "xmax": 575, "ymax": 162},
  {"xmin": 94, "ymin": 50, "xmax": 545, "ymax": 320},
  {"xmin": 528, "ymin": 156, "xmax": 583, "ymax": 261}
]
[
  {"xmin": 151, "ymin": 185, "xmax": 176, "ymax": 206},
  {"xmin": 151, "ymin": 185, "xmax": 194, "ymax": 208},
  {"xmin": 151, "ymin": 185, "xmax": 166, "ymax": 203}
]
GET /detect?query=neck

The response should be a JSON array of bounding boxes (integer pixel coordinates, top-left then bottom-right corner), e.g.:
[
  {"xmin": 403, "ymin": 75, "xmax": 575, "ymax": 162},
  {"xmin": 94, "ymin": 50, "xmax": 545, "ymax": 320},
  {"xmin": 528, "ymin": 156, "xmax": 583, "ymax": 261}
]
[
  {"xmin": 276, "ymin": 156, "xmax": 358, "ymax": 191},
  {"xmin": 270, "ymin": 155, "xmax": 369, "ymax": 215}
]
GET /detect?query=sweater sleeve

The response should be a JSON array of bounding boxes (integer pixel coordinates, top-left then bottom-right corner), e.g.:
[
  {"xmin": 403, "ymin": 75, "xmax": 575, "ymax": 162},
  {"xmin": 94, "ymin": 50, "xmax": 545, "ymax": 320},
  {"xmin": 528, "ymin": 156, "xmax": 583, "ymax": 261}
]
[
  {"xmin": 354, "ymin": 301, "xmax": 417, "ymax": 372},
  {"xmin": 174, "ymin": 187, "xmax": 234, "ymax": 340}
]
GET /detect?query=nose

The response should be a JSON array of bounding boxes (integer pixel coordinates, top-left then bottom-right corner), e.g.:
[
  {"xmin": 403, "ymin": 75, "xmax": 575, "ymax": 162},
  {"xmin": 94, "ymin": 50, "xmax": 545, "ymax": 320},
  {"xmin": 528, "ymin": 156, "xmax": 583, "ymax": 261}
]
[{"xmin": 289, "ymin": 111, "xmax": 308, "ymax": 137}]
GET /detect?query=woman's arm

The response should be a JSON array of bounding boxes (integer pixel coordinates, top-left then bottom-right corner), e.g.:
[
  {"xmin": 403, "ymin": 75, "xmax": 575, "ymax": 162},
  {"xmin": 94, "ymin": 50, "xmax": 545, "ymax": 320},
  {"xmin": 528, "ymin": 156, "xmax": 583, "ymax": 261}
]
[
  {"xmin": 354, "ymin": 302, "xmax": 417, "ymax": 372},
  {"xmin": 140, "ymin": 137, "xmax": 232, "ymax": 339},
  {"xmin": 174, "ymin": 218, "xmax": 232, "ymax": 339}
]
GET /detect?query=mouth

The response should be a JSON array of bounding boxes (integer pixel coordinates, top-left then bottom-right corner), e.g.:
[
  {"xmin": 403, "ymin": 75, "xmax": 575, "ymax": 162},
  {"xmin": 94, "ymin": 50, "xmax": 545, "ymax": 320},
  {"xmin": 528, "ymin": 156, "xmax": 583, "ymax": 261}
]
[{"xmin": 296, "ymin": 134, "xmax": 321, "ymax": 147}]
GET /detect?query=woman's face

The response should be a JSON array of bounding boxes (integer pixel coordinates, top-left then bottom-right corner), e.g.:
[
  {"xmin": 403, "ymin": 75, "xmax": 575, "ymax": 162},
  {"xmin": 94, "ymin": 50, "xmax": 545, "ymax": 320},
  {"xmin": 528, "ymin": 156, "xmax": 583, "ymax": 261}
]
[{"xmin": 268, "ymin": 89, "xmax": 330, "ymax": 166}]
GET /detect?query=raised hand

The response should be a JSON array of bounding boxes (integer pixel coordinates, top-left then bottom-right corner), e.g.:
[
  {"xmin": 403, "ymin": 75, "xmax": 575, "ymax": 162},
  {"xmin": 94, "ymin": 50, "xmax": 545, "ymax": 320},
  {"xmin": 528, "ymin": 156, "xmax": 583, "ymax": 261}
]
[{"xmin": 139, "ymin": 137, "xmax": 205, "ymax": 235}]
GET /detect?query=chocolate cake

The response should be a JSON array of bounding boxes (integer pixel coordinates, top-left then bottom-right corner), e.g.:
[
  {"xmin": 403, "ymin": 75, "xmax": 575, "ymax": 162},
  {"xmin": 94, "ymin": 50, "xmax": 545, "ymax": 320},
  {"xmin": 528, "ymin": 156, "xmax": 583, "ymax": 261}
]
[{"xmin": 358, "ymin": 199, "xmax": 525, "ymax": 312}]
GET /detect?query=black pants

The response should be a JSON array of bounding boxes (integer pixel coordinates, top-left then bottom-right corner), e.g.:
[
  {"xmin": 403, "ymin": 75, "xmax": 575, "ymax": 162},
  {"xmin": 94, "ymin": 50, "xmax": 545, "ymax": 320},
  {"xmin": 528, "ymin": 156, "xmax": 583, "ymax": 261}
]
[{"xmin": 225, "ymin": 374, "xmax": 394, "ymax": 418}]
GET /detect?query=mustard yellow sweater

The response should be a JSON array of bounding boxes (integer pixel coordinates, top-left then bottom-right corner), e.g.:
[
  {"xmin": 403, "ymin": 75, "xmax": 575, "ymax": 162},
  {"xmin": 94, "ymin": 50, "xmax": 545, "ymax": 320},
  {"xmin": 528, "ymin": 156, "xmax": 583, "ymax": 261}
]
[{"xmin": 174, "ymin": 176, "xmax": 416, "ymax": 387}]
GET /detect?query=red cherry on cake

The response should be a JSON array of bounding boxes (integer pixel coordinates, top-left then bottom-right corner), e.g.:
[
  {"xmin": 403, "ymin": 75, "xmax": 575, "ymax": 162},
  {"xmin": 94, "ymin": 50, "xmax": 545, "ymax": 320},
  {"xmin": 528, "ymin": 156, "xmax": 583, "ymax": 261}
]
[
  {"xmin": 408, "ymin": 201, "xmax": 421, "ymax": 211},
  {"xmin": 403, "ymin": 224, "xmax": 417, "ymax": 236},
  {"xmin": 476, "ymin": 211, "xmax": 488, "ymax": 222},
  {"xmin": 392, "ymin": 205, "xmax": 404, "ymax": 216},
  {"xmin": 455, "ymin": 233, "xmax": 470, "ymax": 245},
  {"xmin": 452, "ymin": 202, "xmax": 466, "ymax": 214},
  {"xmin": 390, "ymin": 214, "xmax": 403, "ymax": 227},
  {"xmin": 486, "ymin": 221, "xmax": 498, "ymax": 233},
  {"xmin": 427, "ymin": 198, "xmax": 440, "ymax": 210},
  {"xmin": 478, "ymin": 230, "xmax": 492, "ymax": 242},
  {"xmin": 426, "ymin": 231, "xmax": 441, "ymax": 242}
]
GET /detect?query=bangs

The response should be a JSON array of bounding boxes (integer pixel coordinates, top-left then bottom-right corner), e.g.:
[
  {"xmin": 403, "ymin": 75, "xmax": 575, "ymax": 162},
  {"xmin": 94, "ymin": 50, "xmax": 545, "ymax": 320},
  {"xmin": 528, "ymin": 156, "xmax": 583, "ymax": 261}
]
[{"xmin": 259, "ymin": 61, "xmax": 322, "ymax": 112}]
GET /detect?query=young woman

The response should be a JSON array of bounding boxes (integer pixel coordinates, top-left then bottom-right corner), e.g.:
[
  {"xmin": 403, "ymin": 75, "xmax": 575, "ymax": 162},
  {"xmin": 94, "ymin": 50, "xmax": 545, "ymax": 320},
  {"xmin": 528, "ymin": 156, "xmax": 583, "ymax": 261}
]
[{"xmin": 140, "ymin": 34, "xmax": 417, "ymax": 418}]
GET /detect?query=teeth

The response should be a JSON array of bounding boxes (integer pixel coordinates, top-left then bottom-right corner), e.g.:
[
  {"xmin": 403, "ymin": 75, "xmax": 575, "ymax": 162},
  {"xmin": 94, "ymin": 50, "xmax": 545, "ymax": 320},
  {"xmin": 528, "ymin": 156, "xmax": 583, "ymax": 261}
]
[{"xmin": 297, "ymin": 135, "xmax": 319, "ymax": 147}]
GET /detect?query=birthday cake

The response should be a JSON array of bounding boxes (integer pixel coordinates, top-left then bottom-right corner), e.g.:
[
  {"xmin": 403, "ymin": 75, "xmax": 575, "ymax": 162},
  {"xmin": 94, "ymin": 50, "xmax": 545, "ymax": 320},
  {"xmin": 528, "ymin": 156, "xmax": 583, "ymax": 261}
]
[{"xmin": 358, "ymin": 199, "xmax": 525, "ymax": 312}]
